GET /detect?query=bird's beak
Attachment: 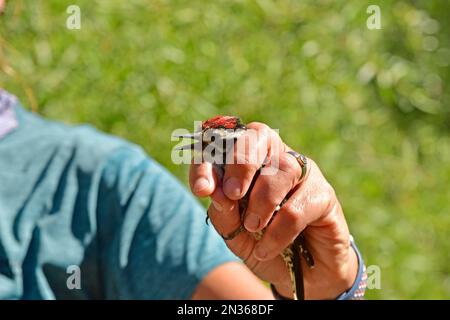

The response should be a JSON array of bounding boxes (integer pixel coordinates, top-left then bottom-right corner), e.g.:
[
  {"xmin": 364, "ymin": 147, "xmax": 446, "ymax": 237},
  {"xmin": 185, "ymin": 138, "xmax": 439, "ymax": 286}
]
[
  {"xmin": 173, "ymin": 131, "xmax": 202, "ymax": 151},
  {"xmin": 172, "ymin": 132, "xmax": 202, "ymax": 140},
  {"xmin": 174, "ymin": 142, "xmax": 202, "ymax": 151}
]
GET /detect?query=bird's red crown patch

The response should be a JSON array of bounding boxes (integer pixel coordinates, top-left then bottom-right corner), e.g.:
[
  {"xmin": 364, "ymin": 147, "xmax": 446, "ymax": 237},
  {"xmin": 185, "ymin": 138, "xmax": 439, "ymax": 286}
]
[{"xmin": 202, "ymin": 115, "xmax": 243, "ymax": 130}]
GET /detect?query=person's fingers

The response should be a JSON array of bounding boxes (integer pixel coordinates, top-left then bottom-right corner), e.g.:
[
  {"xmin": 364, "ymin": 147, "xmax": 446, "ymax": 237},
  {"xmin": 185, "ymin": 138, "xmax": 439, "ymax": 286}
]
[
  {"xmin": 208, "ymin": 186, "xmax": 241, "ymax": 237},
  {"xmin": 207, "ymin": 184, "xmax": 314, "ymax": 293},
  {"xmin": 207, "ymin": 186, "xmax": 261, "ymax": 265},
  {"xmin": 253, "ymin": 161, "xmax": 338, "ymax": 261},
  {"xmin": 208, "ymin": 190, "xmax": 292, "ymax": 287},
  {"xmin": 252, "ymin": 184, "xmax": 308, "ymax": 261},
  {"xmin": 243, "ymin": 152, "xmax": 303, "ymax": 232},
  {"xmin": 189, "ymin": 161, "xmax": 216, "ymax": 197},
  {"xmin": 222, "ymin": 122, "xmax": 281, "ymax": 200}
]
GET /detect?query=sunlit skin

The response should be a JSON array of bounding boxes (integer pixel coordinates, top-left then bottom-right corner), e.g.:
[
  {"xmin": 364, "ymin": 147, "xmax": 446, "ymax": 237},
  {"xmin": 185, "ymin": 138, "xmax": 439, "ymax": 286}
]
[{"xmin": 190, "ymin": 121, "xmax": 357, "ymax": 299}]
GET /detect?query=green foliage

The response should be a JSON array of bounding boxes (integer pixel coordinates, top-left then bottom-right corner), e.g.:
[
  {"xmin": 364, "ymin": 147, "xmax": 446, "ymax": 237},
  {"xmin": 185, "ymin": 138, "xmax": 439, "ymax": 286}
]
[{"xmin": 1, "ymin": 0, "xmax": 449, "ymax": 299}]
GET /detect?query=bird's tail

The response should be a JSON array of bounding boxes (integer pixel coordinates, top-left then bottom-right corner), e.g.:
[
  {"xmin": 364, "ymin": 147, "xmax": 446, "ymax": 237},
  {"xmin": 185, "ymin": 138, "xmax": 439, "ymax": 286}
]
[
  {"xmin": 292, "ymin": 236, "xmax": 304, "ymax": 300},
  {"xmin": 292, "ymin": 233, "xmax": 315, "ymax": 300}
]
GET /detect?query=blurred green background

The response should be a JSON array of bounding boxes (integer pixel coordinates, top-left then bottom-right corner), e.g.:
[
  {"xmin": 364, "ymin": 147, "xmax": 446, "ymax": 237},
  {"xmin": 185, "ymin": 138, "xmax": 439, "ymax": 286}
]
[{"xmin": 1, "ymin": 0, "xmax": 449, "ymax": 299}]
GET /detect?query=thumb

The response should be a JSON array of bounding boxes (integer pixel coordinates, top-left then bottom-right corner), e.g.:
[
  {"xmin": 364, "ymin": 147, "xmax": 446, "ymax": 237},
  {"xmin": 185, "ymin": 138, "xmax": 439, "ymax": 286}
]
[{"xmin": 189, "ymin": 161, "xmax": 217, "ymax": 197}]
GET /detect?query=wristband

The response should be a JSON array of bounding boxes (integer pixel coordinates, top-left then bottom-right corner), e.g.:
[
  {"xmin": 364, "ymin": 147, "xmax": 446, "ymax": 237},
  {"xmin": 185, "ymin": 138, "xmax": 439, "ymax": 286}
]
[{"xmin": 335, "ymin": 236, "xmax": 367, "ymax": 300}]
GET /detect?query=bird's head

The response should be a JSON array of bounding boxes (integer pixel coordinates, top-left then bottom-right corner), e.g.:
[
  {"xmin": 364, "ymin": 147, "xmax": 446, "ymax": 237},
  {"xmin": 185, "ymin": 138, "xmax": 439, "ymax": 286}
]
[{"xmin": 174, "ymin": 115, "xmax": 247, "ymax": 157}]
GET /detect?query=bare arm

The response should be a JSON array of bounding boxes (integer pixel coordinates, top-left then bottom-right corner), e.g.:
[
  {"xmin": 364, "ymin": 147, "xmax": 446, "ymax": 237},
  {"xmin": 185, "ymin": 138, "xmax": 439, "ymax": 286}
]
[{"xmin": 191, "ymin": 262, "xmax": 274, "ymax": 300}]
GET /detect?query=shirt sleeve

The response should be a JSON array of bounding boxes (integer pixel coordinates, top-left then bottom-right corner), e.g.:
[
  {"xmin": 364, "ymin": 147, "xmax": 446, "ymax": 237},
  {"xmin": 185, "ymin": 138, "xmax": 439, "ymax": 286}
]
[{"xmin": 95, "ymin": 145, "xmax": 240, "ymax": 299}]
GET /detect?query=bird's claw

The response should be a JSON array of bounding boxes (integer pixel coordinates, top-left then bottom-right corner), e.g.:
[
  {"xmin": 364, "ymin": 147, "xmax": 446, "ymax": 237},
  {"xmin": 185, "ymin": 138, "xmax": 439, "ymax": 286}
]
[
  {"xmin": 220, "ymin": 225, "xmax": 245, "ymax": 241},
  {"xmin": 206, "ymin": 210, "xmax": 244, "ymax": 240}
]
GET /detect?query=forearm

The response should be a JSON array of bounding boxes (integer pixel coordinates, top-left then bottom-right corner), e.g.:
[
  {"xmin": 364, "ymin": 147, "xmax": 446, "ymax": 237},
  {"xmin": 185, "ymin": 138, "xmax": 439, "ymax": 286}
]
[{"xmin": 192, "ymin": 262, "xmax": 274, "ymax": 300}]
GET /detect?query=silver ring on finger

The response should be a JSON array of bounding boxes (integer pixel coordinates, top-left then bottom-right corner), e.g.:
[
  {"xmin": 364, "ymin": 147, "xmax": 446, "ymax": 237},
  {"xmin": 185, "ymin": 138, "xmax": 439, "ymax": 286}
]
[{"xmin": 286, "ymin": 150, "xmax": 308, "ymax": 183}]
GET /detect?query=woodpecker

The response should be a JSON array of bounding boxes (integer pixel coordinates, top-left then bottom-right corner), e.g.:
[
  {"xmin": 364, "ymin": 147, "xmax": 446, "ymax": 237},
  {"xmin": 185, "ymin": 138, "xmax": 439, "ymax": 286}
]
[{"xmin": 174, "ymin": 115, "xmax": 314, "ymax": 300}]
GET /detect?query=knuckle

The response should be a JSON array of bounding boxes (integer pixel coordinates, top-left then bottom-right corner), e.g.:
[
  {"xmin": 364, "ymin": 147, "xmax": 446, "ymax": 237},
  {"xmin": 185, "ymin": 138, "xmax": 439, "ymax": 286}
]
[
  {"xmin": 244, "ymin": 157, "xmax": 261, "ymax": 170},
  {"xmin": 258, "ymin": 127, "xmax": 271, "ymax": 140},
  {"xmin": 305, "ymin": 158, "xmax": 319, "ymax": 175},
  {"xmin": 323, "ymin": 180, "xmax": 335, "ymax": 197},
  {"xmin": 282, "ymin": 152, "xmax": 298, "ymax": 169},
  {"xmin": 282, "ymin": 202, "xmax": 302, "ymax": 225},
  {"xmin": 321, "ymin": 181, "xmax": 337, "ymax": 210},
  {"xmin": 280, "ymin": 153, "xmax": 302, "ymax": 184},
  {"xmin": 248, "ymin": 122, "xmax": 271, "ymax": 132},
  {"xmin": 270, "ymin": 128, "xmax": 280, "ymax": 139},
  {"xmin": 308, "ymin": 157, "xmax": 318, "ymax": 168},
  {"xmin": 234, "ymin": 148, "xmax": 261, "ymax": 168},
  {"xmin": 256, "ymin": 180, "xmax": 282, "ymax": 208},
  {"xmin": 266, "ymin": 197, "xmax": 281, "ymax": 212},
  {"xmin": 325, "ymin": 181, "xmax": 336, "ymax": 197}
]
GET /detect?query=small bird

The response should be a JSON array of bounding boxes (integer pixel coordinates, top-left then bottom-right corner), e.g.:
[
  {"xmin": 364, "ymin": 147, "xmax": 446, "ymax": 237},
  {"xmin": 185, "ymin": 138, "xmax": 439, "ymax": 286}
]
[{"xmin": 174, "ymin": 115, "xmax": 314, "ymax": 300}]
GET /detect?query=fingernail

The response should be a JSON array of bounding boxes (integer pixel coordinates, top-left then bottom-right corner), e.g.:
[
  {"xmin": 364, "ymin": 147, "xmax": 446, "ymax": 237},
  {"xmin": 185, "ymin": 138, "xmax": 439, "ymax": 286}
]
[
  {"xmin": 244, "ymin": 213, "xmax": 260, "ymax": 232},
  {"xmin": 224, "ymin": 177, "xmax": 241, "ymax": 199},
  {"xmin": 212, "ymin": 200, "xmax": 223, "ymax": 212},
  {"xmin": 254, "ymin": 245, "xmax": 267, "ymax": 260},
  {"xmin": 193, "ymin": 177, "xmax": 210, "ymax": 193}
]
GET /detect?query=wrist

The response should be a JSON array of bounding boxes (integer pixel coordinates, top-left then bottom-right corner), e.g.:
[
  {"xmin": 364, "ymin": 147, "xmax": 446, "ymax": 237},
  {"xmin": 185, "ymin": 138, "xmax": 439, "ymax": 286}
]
[
  {"xmin": 326, "ymin": 241, "xmax": 359, "ymax": 298},
  {"xmin": 272, "ymin": 237, "xmax": 360, "ymax": 300},
  {"xmin": 335, "ymin": 238, "xmax": 367, "ymax": 300},
  {"xmin": 308, "ymin": 245, "xmax": 358, "ymax": 300}
]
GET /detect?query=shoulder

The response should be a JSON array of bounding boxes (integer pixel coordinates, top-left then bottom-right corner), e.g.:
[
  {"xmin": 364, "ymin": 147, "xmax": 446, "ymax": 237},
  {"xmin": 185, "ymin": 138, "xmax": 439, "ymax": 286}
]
[
  {"xmin": 14, "ymin": 105, "xmax": 183, "ymax": 202},
  {"xmin": 14, "ymin": 105, "xmax": 144, "ymax": 172}
]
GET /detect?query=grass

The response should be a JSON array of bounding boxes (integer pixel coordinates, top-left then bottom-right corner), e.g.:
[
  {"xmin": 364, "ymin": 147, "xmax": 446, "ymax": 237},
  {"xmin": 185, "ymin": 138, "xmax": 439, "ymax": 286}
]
[{"xmin": 1, "ymin": 0, "xmax": 449, "ymax": 299}]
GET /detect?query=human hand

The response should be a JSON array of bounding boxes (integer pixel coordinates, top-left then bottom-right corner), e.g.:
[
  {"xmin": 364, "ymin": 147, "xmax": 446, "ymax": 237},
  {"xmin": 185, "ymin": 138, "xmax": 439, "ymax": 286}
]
[{"xmin": 189, "ymin": 122, "xmax": 357, "ymax": 299}]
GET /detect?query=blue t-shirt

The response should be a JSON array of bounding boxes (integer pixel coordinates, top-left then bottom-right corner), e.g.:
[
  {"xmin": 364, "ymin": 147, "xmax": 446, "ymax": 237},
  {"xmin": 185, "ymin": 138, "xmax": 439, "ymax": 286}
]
[{"xmin": 0, "ymin": 102, "xmax": 239, "ymax": 299}]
